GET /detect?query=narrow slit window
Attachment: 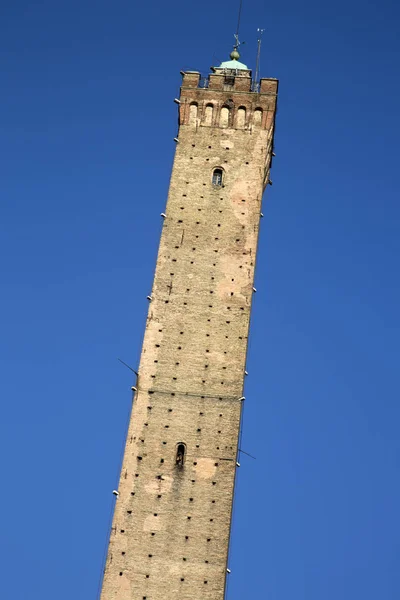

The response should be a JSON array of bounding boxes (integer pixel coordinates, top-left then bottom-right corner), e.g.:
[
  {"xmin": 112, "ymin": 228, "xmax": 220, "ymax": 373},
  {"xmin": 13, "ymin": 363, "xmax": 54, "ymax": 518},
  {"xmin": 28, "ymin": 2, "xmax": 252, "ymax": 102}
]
[
  {"xmin": 176, "ymin": 443, "xmax": 186, "ymax": 467},
  {"xmin": 212, "ymin": 169, "xmax": 223, "ymax": 186}
]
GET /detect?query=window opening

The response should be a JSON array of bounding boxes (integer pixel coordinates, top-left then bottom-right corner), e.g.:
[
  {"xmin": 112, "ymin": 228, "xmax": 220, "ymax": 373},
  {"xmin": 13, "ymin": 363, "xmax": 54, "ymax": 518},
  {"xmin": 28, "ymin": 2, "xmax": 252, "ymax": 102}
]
[
  {"xmin": 176, "ymin": 443, "xmax": 186, "ymax": 467},
  {"xmin": 212, "ymin": 168, "xmax": 223, "ymax": 186},
  {"xmin": 204, "ymin": 105, "xmax": 213, "ymax": 126},
  {"xmin": 220, "ymin": 106, "xmax": 230, "ymax": 127}
]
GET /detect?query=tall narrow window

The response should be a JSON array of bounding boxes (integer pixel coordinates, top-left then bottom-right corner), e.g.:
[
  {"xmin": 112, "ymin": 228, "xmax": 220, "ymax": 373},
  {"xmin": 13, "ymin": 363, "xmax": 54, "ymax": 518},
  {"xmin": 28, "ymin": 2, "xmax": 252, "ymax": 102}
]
[
  {"xmin": 176, "ymin": 443, "xmax": 186, "ymax": 467},
  {"xmin": 254, "ymin": 108, "xmax": 263, "ymax": 127},
  {"xmin": 204, "ymin": 104, "xmax": 213, "ymax": 126},
  {"xmin": 212, "ymin": 168, "xmax": 223, "ymax": 186},
  {"xmin": 220, "ymin": 106, "xmax": 230, "ymax": 128},
  {"xmin": 189, "ymin": 103, "xmax": 198, "ymax": 125},
  {"xmin": 237, "ymin": 106, "xmax": 246, "ymax": 128}
]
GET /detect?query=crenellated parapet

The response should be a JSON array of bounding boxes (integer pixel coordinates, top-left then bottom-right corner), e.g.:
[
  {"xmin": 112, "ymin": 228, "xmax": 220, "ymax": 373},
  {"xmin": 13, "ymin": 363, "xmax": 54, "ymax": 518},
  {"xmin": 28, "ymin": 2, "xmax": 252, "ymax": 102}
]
[{"xmin": 179, "ymin": 69, "xmax": 278, "ymax": 132}]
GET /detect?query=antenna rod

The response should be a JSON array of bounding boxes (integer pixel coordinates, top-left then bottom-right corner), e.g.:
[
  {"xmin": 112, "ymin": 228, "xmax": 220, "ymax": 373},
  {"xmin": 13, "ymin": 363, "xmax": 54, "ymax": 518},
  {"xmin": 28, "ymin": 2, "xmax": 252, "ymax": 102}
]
[
  {"xmin": 236, "ymin": 0, "xmax": 243, "ymax": 41},
  {"xmin": 254, "ymin": 28, "xmax": 265, "ymax": 90},
  {"xmin": 235, "ymin": 0, "xmax": 243, "ymax": 49},
  {"xmin": 117, "ymin": 358, "xmax": 139, "ymax": 377}
]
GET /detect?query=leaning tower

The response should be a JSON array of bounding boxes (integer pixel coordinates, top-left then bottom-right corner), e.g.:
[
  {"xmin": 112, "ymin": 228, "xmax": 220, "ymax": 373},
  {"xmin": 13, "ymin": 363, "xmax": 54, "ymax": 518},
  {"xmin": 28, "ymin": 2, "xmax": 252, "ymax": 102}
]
[{"xmin": 100, "ymin": 47, "xmax": 278, "ymax": 600}]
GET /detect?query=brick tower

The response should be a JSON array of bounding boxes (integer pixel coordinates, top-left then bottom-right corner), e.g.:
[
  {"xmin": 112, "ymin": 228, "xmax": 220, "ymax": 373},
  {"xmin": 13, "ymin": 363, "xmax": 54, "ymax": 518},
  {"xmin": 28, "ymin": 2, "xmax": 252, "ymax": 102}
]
[{"xmin": 100, "ymin": 47, "xmax": 278, "ymax": 600}]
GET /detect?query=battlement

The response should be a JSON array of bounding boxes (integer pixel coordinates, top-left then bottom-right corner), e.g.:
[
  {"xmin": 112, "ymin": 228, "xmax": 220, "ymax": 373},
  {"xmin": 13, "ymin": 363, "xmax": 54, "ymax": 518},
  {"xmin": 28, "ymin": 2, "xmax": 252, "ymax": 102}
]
[
  {"xmin": 179, "ymin": 70, "xmax": 278, "ymax": 131},
  {"xmin": 181, "ymin": 70, "xmax": 278, "ymax": 95}
]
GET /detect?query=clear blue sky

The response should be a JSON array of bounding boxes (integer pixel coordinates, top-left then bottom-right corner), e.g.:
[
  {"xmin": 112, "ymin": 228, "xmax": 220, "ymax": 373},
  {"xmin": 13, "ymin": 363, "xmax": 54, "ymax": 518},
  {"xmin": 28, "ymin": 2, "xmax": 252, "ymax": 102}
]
[{"xmin": 1, "ymin": 0, "xmax": 400, "ymax": 598}]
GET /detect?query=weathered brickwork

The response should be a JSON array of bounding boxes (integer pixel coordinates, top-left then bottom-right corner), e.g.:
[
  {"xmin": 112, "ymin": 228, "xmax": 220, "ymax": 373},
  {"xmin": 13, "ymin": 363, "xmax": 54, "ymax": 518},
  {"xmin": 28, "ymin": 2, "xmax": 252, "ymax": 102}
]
[{"xmin": 100, "ymin": 66, "xmax": 278, "ymax": 600}]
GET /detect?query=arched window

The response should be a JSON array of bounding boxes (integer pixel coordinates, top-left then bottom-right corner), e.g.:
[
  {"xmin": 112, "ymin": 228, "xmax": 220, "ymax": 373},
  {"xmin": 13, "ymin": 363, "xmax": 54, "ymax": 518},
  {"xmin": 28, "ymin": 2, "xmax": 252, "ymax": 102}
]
[
  {"xmin": 212, "ymin": 168, "xmax": 223, "ymax": 186},
  {"xmin": 176, "ymin": 443, "xmax": 186, "ymax": 467},
  {"xmin": 189, "ymin": 103, "xmax": 198, "ymax": 125},
  {"xmin": 237, "ymin": 106, "xmax": 246, "ymax": 128},
  {"xmin": 204, "ymin": 104, "xmax": 213, "ymax": 126},
  {"xmin": 254, "ymin": 108, "xmax": 263, "ymax": 127},
  {"xmin": 220, "ymin": 106, "xmax": 230, "ymax": 128}
]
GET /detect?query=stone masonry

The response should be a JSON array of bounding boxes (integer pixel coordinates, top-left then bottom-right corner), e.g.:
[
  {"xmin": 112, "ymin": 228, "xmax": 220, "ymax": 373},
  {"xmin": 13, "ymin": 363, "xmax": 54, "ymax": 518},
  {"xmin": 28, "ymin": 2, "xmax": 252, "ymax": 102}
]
[{"xmin": 100, "ymin": 63, "xmax": 278, "ymax": 600}]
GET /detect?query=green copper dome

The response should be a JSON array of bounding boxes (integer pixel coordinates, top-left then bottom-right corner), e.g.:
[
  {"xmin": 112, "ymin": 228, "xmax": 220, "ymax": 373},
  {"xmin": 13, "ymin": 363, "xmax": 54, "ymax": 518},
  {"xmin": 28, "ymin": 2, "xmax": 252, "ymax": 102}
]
[
  {"xmin": 219, "ymin": 48, "xmax": 248, "ymax": 70},
  {"xmin": 219, "ymin": 58, "xmax": 248, "ymax": 70}
]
